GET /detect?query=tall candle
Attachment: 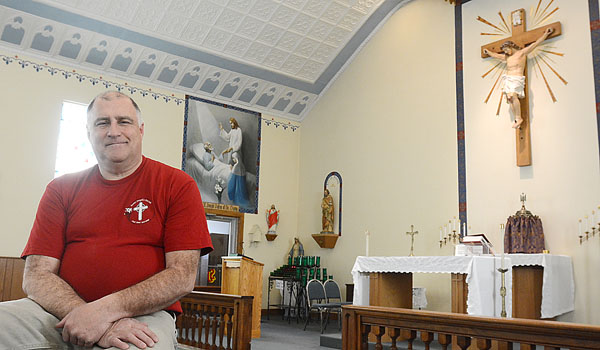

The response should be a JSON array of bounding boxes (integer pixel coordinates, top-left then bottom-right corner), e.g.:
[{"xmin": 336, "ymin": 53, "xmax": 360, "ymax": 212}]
[
  {"xmin": 500, "ymin": 224, "xmax": 505, "ymax": 269},
  {"xmin": 585, "ymin": 215, "xmax": 589, "ymax": 232},
  {"xmin": 579, "ymin": 219, "xmax": 582, "ymax": 237},
  {"xmin": 453, "ymin": 217, "xmax": 457, "ymax": 231},
  {"xmin": 365, "ymin": 230, "xmax": 370, "ymax": 256},
  {"xmin": 592, "ymin": 211, "xmax": 596, "ymax": 227},
  {"xmin": 439, "ymin": 227, "xmax": 443, "ymax": 241},
  {"xmin": 462, "ymin": 222, "xmax": 466, "ymax": 236}
]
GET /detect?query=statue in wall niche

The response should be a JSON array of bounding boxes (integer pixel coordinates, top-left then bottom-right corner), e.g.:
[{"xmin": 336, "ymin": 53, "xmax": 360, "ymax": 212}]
[
  {"xmin": 266, "ymin": 204, "xmax": 280, "ymax": 235},
  {"xmin": 321, "ymin": 189, "xmax": 334, "ymax": 234}
]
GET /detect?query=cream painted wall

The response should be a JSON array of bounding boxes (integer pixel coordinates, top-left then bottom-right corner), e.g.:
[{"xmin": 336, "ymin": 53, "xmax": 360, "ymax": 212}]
[
  {"xmin": 241, "ymin": 118, "xmax": 301, "ymax": 308},
  {"xmin": 463, "ymin": 0, "xmax": 600, "ymax": 324},
  {"xmin": 297, "ymin": 0, "xmax": 458, "ymax": 312}
]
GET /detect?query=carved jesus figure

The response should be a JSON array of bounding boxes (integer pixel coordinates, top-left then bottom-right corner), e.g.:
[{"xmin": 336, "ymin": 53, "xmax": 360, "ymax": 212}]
[{"xmin": 483, "ymin": 27, "xmax": 553, "ymax": 129}]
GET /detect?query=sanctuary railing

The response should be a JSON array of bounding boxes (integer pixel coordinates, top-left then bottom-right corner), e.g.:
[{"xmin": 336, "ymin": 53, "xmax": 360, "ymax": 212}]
[
  {"xmin": 177, "ymin": 291, "xmax": 253, "ymax": 350},
  {"xmin": 343, "ymin": 305, "xmax": 600, "ymax": 350}
]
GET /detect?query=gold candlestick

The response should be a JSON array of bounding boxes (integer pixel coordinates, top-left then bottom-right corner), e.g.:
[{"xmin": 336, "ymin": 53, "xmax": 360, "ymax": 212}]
[
  {"xmin": 406, "ymin": 225, "xmax": 419, "ymax": 257},
  {"xmin": 452, "ymin": 230, "xmax": 457, "ymax": 244},
  {"xmin": 498, "ymin": 267, "xmax": 508, "ymax": 318}
]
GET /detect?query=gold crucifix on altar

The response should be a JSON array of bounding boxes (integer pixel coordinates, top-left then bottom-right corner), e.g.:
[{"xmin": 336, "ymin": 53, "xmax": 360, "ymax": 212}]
[
  {"xmin": 480, "ymin": 6, "xmax": 562, "ymax": 167},
  {"xmin": 406, "ymin": 225, "xmax": 418, "ymax": 257}
]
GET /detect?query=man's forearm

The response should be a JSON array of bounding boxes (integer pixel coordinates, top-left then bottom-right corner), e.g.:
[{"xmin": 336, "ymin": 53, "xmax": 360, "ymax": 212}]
[
  {"xmin": 23, "ymin": 256, "xmax": 85, "ymax": 319},
  {"xmin": 95, "ymin": 250, "xmax": 199, "ymax": 321}
]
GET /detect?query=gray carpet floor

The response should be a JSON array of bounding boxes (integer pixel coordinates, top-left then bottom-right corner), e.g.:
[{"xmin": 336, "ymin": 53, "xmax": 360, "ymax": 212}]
[{"xmin": 251, "ymin": 314, "xmax": 341, "ymax": 349}]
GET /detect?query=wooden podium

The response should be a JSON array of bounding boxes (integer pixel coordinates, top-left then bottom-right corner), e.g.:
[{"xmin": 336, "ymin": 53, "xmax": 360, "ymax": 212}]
[{"xmin": 221, "ymin": 256, "xmax": 264, "ymax": 338}]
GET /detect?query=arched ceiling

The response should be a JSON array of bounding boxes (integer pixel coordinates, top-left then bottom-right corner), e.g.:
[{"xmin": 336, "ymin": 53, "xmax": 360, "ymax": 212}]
[{"xmin": 0, "ymin": 0, "xmax": 411, "ymax": 121}]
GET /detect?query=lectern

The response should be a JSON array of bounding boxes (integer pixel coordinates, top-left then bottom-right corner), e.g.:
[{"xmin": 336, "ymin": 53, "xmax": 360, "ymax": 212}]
[{"xmin": 221, "ymin": 256, "xmax": 264, "ymax": 338}]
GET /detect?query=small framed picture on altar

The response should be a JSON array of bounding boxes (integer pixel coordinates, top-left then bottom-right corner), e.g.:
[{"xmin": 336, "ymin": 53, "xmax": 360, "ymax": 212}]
[{"xmin": 182, "ymin": 95, "xmax": 261, "ymax": 213}]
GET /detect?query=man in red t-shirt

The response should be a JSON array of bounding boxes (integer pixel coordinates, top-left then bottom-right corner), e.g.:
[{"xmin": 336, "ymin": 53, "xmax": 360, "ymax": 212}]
[{"xmin": 0, "ymin": 91, "xmax": 212, "ymax": 349}]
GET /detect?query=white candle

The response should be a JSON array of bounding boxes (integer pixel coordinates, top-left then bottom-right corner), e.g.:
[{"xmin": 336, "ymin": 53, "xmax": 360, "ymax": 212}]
[
  {"xmin": 444, "ymin": 224, "xmax": 448, "ymax": 237},
  {"xmin": 453, "ymin": 217, "xmax": 457, "ymax": 231},
  {"xmin": 365, "ymin": 230, "xmax": 370, "ymax": 256},
  {"xmin": 592, "ymin": 211, "xmax": 596, "ymax": 227},
  {"xmin": 579, "ymin": 219, "xmax": 582, "ymax": 237},
  {"xmin": 462, "ymin": 222, "xmax": 466, "ymax": 236},
  {"xmin": 439, "ymin": 227, "xmax": 443, "ymax": 241},
  {"xmin": 585, "ymin": 215, "xmax": 589, "ymax": 232},
  {"xmin": 500, "ymin": 224, "xmax": 505, "ymax": 269}
]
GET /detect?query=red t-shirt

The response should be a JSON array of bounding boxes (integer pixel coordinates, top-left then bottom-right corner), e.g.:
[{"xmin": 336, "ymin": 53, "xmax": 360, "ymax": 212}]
[{"xmin": 22, "ymin": 157, "xmax": 212, "ymax": 313}]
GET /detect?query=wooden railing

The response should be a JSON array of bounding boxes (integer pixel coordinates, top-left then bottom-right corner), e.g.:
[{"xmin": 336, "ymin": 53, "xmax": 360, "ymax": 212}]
[
  {"xmin": 177, "ymin": 291, "xmax": 253, "ymax": 350},
  {"xmin": 343, "ymin": 305, "xmax": 600, "ymax": 350}
]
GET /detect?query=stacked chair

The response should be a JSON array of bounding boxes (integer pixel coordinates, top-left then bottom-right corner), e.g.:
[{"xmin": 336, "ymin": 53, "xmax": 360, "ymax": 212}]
[{"xmin": 304, "ymin": 279, "xmax": 351, "ymax": 333}]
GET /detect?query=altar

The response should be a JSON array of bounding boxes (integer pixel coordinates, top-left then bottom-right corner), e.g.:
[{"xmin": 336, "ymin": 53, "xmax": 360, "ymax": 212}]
[{"xmin": 351, "ymin": 254, "xmax": 573, "ymax": 319}]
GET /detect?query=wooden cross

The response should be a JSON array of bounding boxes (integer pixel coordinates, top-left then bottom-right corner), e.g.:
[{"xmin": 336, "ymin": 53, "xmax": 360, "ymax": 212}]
[
  {"xmin": 481, "ymin": 9, "xmax": 561, "ymax": 167},
  {"xmin": 406, "ymin": 225, "xmax": 418, "ymax": 257}
]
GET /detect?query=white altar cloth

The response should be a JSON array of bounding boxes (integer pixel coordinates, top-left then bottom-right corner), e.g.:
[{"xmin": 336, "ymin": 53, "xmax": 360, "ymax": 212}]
[
  {"xmin": 351, "ymin": 256, "xmax": 512, "ymax": 317},
  {"xmin": 351, "ymin": 254, "xmax": 574, "ymax": 319},
  {"xmin": 509, "ymin": 254, "xmax": 574, "ymax": 319}
]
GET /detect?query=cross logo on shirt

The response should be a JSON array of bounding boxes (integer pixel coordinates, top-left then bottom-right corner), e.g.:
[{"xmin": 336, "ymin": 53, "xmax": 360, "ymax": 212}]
[
  {"xmin": 124, "ymin": 198, "xmax": 153, "ymax": 224},
  {"xmin": 133, "ymin": 201, "xmax": 148, "ymax": 221}
]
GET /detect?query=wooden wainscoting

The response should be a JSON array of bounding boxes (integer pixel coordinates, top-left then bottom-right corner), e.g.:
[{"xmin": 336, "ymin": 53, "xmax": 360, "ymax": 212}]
[{"xmin": 0, "ymin": 256, "xmax": 26, "ymax": 301}]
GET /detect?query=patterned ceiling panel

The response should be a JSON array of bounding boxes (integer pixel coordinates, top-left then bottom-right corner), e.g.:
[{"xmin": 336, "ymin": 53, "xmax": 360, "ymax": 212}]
[{"xmin": 0, "ymin": 0, "xmax": 410, "ymax": 121}]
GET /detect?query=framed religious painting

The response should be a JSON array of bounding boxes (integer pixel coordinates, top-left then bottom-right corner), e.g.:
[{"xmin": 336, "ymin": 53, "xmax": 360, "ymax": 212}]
[{"xmin": 182, "ymin": 95, "xmax": 261, "ymax": 213}]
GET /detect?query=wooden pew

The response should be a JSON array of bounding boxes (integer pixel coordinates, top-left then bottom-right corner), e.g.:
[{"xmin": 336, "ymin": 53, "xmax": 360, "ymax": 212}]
[
  {"xmin": 343, "ymin": 305, "xmax": 600, "ymax": 350},
  {"xmin": 177, "ymin": 291, "xmax": 253, "ymax": 350},
  {"xmin": 0, "ymin": 256, "xmax": 26, "ymax": 301}
]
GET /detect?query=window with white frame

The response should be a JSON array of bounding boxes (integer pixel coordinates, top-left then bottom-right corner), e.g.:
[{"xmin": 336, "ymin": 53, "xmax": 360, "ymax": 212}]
[{"xmin": 54, "ymin": 101, "xmax": 97, "ymax": 178}]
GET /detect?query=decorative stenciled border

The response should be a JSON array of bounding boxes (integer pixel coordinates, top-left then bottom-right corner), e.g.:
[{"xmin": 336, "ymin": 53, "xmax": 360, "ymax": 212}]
[
  {"xmin": 263, "ymin": 118, "xmax": 300, "ymax": 132},
  {"xmin": 0, "ymin": 53, "xmax": 184, "ymax": 105}
]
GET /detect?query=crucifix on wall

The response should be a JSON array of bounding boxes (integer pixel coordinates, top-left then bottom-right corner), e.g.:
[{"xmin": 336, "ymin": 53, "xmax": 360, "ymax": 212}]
[{"xmin": 480, "ymin": 8, "xmax": 561, "ymax": 167}]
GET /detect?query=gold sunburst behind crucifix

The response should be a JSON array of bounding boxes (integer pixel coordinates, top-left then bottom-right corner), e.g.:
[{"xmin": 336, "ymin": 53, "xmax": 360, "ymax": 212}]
[{"xmin": 478, "ymin": 0, "xmax": 567, "ymax": 167}]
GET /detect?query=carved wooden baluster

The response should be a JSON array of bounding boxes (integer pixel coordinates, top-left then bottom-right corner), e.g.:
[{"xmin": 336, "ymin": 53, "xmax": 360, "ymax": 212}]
[
  {"xmin": 361, "ymin": 324, "xmax": 371, "ymax": 350},
  {"xmin": 190, "ymin": 303, "xmax": 201, "ymax": 346},
  {"xmin": 476, "ymin": 338, "xmax": 492, "ymax": 350},
  {"xmin": 497, "ymin": 341, "xmax": 514, "ymax": 350},
  {"xmin": 520, "ymin": 345, "xmax": 535, "ymax": 350},
  {"xmin": 192, "ymin": 303, "xmax": 199, "ymax": 346},
  {"xmin": 203, "ymin": 304, "xmax": 210, "ymax": 346},
  {"xmin": 421, "ymin": 331, "xmax": 435, "ymax": 350},
  {"xmin": 178, "ymin": 302, "xmax": 186, "ymax": 344},
  {"xmin": 210, "ymin": 305, "xmax": 218, "ymax": 350},
  {"xmin": 456, "ymin": 336, "xmax": 472, "ymax": 350},
  {"xmin": 438, "ymin": 333, "xmax": 452, "ymax": 350},
  {"xmin": 388, "ymin": 327, "xmax": 401, "ymax": 350},
  {"xmin": 218, "ymin": 306, "xmax": 226, "ymax": 350},
  {"xmin": 372, "ymin": 325, "xmax": 386, "ymax": 350},
  {"xmin": 226, "ymin": 307, "xmax": 234, "ymax": 350},
  {"xmin": 401, "ymin": 329, "xmax": 416, "ymax": 350}
]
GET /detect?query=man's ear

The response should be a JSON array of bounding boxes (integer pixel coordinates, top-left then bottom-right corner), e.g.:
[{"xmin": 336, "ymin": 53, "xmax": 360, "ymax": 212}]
[{"xmin": 140, "ymin": 123, "xmax": 145, "ymax": 137}]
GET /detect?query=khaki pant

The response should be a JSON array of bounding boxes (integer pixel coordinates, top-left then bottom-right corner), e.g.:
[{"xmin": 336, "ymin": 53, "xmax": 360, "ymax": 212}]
[{"xmin": 0, "ymin": 298, "xmax": 177, "ymax": 350}]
